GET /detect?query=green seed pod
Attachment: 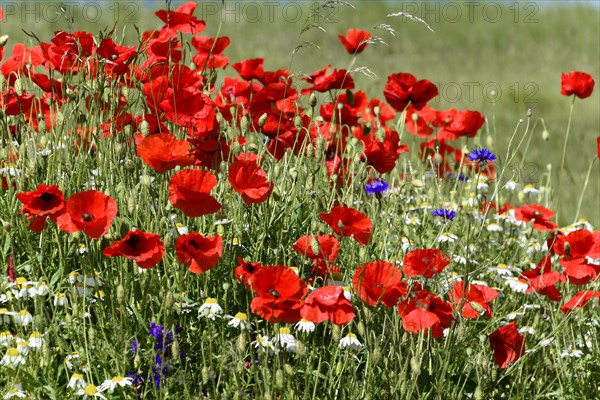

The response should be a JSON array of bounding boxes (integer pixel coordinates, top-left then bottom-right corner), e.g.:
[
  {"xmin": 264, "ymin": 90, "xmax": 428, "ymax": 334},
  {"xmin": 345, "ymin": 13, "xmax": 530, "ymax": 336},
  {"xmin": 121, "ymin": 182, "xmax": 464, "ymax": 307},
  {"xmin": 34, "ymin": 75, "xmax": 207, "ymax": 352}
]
[
  {"xmin": 372, "ymin": 347, "xmax": 382, "ymax": 364},
  {"xmin": 335, "ymin": 360, "xmax": 344, "ymax": 375},
  {"xmin": 305, "ymin": 143, "xmax": 314, "ymax": 158},
  {"xmin": 0, "ymin": 75, "xmax": 5, "ymax": 91},
  {"xmin": 288, "ymin": 167, "xmax": 297, "ymax": 181},
  {"xmin": 357, "ymin": 321, "xmax": 365, "ymax": 337},
  {"xmin": 542, "ymin": 129, "xmax": 550, "ymax": 141},
  {"xmin": 2, "ymin": 221, "xmax": 12, "ymax": 232},
  {"xmin": 474, "ymin": 385, "xmax": 483, "ymax": 400},
  {"xmin": 116, "ymin": 284, "xmax": 126, "ymax": 305}
]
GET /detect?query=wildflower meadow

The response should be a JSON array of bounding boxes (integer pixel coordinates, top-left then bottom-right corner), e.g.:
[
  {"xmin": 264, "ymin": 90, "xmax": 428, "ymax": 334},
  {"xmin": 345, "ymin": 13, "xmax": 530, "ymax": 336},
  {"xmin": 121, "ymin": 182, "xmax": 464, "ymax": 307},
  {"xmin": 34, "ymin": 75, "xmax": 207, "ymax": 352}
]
[{"xmin": 1, "ymin": 1, "xmax": 600, "ymax": 399}]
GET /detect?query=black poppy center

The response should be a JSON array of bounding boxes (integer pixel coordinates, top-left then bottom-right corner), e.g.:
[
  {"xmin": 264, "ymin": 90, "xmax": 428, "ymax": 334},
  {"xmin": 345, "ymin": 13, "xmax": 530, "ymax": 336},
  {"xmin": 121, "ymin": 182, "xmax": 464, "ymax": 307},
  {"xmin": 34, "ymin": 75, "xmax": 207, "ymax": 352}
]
[
  {"xmin": 81, "ymin": 212, "xmax": 93, "ymax": 222},
  {"xmin": 268, "ymin": 289, "xmax": 280, "ymax": 299}
]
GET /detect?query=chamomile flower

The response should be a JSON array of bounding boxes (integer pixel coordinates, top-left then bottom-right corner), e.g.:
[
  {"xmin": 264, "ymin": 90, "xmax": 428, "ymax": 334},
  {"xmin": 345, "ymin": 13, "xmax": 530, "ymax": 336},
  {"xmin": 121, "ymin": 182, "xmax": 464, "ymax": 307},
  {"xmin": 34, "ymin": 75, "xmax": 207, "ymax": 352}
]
[
  {"xmin": 1, "ymin": 347, "xmax": 25, "ymax": 367},
  {"xmin": 54, "ymin": 292, "xmax": 68, "ymax": 307},
  {"xmin": 274, "ymin": 327, "xmax": 296, "ymax": 352},
  {"xmin": 339, "ymin": 333, "xmax": 363, "ymax": 351},
  {"xmin": 518, "ymin": 326, "xmax": 536, "ymax": 335},
  {"xmin": 28, "ymin": 332, "xmax": 44, "ymax": 349},
  {"xmin": 0, "ymin": 308, "xmax": 16, "ymax": 324},
  {"xmin": 522, "ymin": 184, "xmax": 539, "ymax": 196},
  {"xmin": 68, "ymin": 373, "xmax": 87, "ymax": 389},
  {"xmin": 224, "ymin": 312, "xmax": 249, "ymax": 330},
  {"xmin": 98, "ymin": 376, "xmax": 133, "ymax": 392},
  {"xmin": 13, "ymin": 310, "xmax": 33, "ymax": 326},
  {"xmin": 486, "ymin": 223, "xmax": 503, "ymax": 232},
  {"xmin": 294, "ymin": 319, "xmax": 316, "ymax": 333},
  {"xmin": 199, "ymin": 298, "xmax": 222, "ymax": 320},
  {"xmin": 0, "ymin": 331, "xmax": 13, "ymax": 346},
  {"xmin": 405, "ymin": 215, "xmax": 421, "ymax": 225},
  {"xmin": 252, "ymin": 335, "xmax": 275, "ymax": 352},
  {"xmin": 3, "ymin": 382, "xmax": 27, "ymax": 399},
  {"xmin": 560, "ymin": 348, "xmax": 583, "ymax": 358},
  {"xmin": 504, "ymin": 310, "xmax": 526, "ymax": 320},
  {"xmin": 438, "ymin": 232, "xmax": 458, "ymax": 243},
  {"xmin": 503, "ymin": 181, "xmax": 519, "ymax": 191},
  {"xmin": 538, "ymin": 338, "xmax": 555, "ymax": 347},
  {"xmin": 504, "ymin": 277, "xmax": 528, "ymax": 293},
  {"xmin": 487, "ymin": 263, "xmax": 515, "ymax": 276},
  {"xmin": 75, "ymin": 383, "xmax": 107, "ymax": 399}
]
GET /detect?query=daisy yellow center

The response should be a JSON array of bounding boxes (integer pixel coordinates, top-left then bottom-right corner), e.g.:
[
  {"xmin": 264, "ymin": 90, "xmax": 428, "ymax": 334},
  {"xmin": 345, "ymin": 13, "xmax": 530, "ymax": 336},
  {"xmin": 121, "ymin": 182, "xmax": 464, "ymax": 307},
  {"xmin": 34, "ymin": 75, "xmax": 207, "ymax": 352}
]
[
  {"xmin": 279, "ymin": 327, "xmax": 291, "ymax": 335},
  {"xmin": 113, "ymin": 376, "xmax": 124, "ymax": 382},
  {"xmin": 7, "ymin": 348, "xmax": 19, "ymax": 357},
  {"xmin": 205, "ymin": 298, "xmax": 217, "ymax": 304},
  {"xmin": 234, "ymin": 312, "xmax": 247, "ymax": 321},
  {"xmin": 84, "ymin": 384, "xmax": 98, "ymax": 395}
]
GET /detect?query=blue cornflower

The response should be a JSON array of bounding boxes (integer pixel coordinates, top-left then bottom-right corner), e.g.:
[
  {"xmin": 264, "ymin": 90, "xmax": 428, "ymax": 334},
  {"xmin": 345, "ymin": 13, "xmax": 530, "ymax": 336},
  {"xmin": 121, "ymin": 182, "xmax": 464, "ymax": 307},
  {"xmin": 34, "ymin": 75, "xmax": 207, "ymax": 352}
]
[
  {"xmin": 365, "ymin": 178, "xmax": 390, "ymax": 198},
  {"xmin": 432, "ymin": 208, "xmax": 456, "ymax": 221},
  {"xmin": 467, "ymin": 148, "xmax": 497, "ymax": 165}
]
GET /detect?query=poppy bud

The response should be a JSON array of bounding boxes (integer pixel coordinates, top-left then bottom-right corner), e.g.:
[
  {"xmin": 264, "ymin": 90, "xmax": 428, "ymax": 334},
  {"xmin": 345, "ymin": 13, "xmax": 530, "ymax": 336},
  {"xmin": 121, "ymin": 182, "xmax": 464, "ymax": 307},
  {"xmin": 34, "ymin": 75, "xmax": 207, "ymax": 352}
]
[
  {"xmin": 56, "ymin": 111, "xmax": 64, "ymax": 126},
  {"xmin": 201, "ymin": 366, "xmax": 210, "ymax": 384},
  {"xmin": 275, "ymin": 369, "xmax": 284, "ymax": 389},
  {"xmin": 373, "ymin": 106, "xmax": 381, "ymax": 117},
  {"xmin": 357, "ymin": 321, "xmax": 365, "ymax": 337},
  {"xmin": 468, "ymin": 301, "xmax": 486, "ymax": 315},
  {"xmin": 170, "ymin": 337, "xmax": 180, "ymax": 362},
  {"xmin": 240, "ymin": 115, "xmax": 249, "ymax": 133},
  {"xmin": 309, "ymin": 93, "xmax": 318, "ymax": 108},
  {"xmin": 14, "ymin": 78, "xmax": 22, "ymax": 93},
  {"xmin": 127, "ymin": 195, "xmax": 136, "ymax": 216},
  {"xmin": 116, "ymin": 284, "xmax": 125, "ymax": 305},
  {"xmin": 294, "ymin": 115, "xmax": 303, "ymax": 131},
  {"xmin": 542, "ymin": 129, "xmax": 550, "ymax": 141},
  {"xmin": 88, "ymin": 327, "xmax": 96, "ymax": 347},
  {"xmin": 258, "ymin": 113, "xmax": 268, "ymax": 128},
  {"xmin": 410, "ymin": 356, "xmax": 421, "ymax": 375},
  {"xmin": 236, "ymin": 333, "xmax": 247, "ymax": 353},
  {"xmin": 310, "ymin": 236, "xmax": 320, "ymax": 256},
  {"xmin": 411, "ymin": 112, "xmax": 419, "ymax": 122},
  {"xmin": 2, "ymin": 220, "xmax": 12, "ymax": 232},
  {"xmin": 486, "ymin": 135, "xmax": 493, "ymax": 148},
  {"xmin": 0, "ymin": 35, "xmax": 7, "ymax": 48},
  {"xmin": 139, "ymin": 120, "xmax": 150, "ymax": 135},
  {"xmin": 0, "ymin": 75, "xmax": 4, "ymax": 91},
  {"xmin": 164, "ymin": 291, "xmax": 174, "ymax": 310},
  {"xmin": 288, "ymin": 167, "xmax": 297, "ymax": 181}
]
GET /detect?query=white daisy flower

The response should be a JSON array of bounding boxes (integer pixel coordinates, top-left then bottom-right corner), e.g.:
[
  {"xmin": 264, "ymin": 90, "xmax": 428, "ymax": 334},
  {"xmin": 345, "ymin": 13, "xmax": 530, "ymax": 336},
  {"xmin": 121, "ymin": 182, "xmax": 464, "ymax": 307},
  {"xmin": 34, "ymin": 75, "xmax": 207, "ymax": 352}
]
[
  {"xmin": 518, "ymin": 326, "xmax": 536, "ymax": 335},
  {"xmin": 339, "ymin": 333, "xmax": 363, "ymax": 351},
  {"xmin": 0, "ymin": 308, "xmax": 16, "ymax": 324},
  {"xmin": 274, "ymin": 327, "xmax": 296, "ymax": 352},
  {"xmin": 1, "ymin": 347, "xmax": 25, "ymax": 367},
  {"xmin": 294, "ymin": 319, "xmax": 316, "ymax": 333},
  {"xmin": 503, "ymin": 277, "xmax": 528, "ymax": 293},
  {"xmin": 560, "ymin": 348, "xmax": 583, "ymax": 358},
  {"xmin": 3, "ymin": 382, "xmax": 27, "ymax": 399},
  {"xmin": 0, "ymin": 331, "xmax": 14, "ymax": 346},
  {"xmin": 503, "ymin": 181, "xmax": 519, "ymax": 191},
  {"xmin": 252, "ymin": 335, "xmax": 275, "ymax": 352},
  {"xmin": 438, "ymin": 232, "xmax": 458, "ymax": 243},
  {"xmin": 199, "ymin": 298, "xmax": 223, "ymax": 320},
  {"xmin": 488, "ymin": 263, "xmax": 515, "ymax": 276},
  {"xmin": 67, "ymin": 373, "xmax": 87, "ymax": 389},
  {"xmin": 522, "ymin": 184, "xmax": 539, "ymax": 196},
  {"xmin": 97, "ymin": 376, "xmax": 133, "ymax": 392},
  {"xmin": 224, "ymin": 312, "xmax": 249, "ymax": 330},
  {"xmin": 13, "ymin": 310, "xmax": 33, "ymax": 326},
  {"xmin": 486, "ymin": 223, "xmax": 503, "ymax": 232},
  {"xmin": 28, "ymin": 332, "xmax": 44, "ymax": 349},
  {"xmin": 75, "ymin": 383, "xmax": 107, "ymax": 399},
  {"xmin": 54, "ymin": 292, "xmax": 68, "ymax": 307}
]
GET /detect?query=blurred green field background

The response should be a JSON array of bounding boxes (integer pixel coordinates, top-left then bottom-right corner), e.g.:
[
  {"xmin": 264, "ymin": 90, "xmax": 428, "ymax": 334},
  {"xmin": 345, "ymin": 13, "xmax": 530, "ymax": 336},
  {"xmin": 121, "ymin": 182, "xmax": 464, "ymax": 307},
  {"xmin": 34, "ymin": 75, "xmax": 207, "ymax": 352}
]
[{"xmin": 1, "ymin": 0, "xmax": 598, "ymax": 225}]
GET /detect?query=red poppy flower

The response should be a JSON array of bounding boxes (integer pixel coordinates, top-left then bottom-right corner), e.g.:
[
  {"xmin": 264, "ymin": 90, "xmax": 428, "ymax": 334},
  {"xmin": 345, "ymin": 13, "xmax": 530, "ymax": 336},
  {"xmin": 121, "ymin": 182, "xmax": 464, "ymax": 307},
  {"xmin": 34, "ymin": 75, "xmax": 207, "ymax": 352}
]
[
  {"xmin": 338, "ymin": 28, "xmax": 372, "ymax": 54},
  {"xmin": 436, "ymin": 109, "xmax": 485, "ymax": 140},
  {"xmin": 488, "ymin": 322, "xmax": 526, "ymax": 369},
  {"xmin": 56, "ymin": 190, "xmax": 117, "ymax": 239},
  {"xmin": 320, "ymin": 204, "xmax": 373, "ymax": 245},
  {"xmin": 560, "ymin": 290, "xmax": 600, "ymax": 314},
  {"xmin": 232, "ymin": 58, "xmax": 265, "ymax": 82},
  {"xmin": 361, "ymin": 128, "xmax": 409, "ymax": 174},
  {"xmin": 514, "ymin": 204, "xmax": 558, "ymax": 231},
  {"xmin": 16, "ymin": 184, "xmax": 65, "ymax": 232},
  {"xmin": 448, "ymin": 281, "xmax": 500, "ymax": 318},
  {"xmin": 560, "ymin": 71, "xmax": 595, "ymax": 99},
  {"xmin": 97, "ymin": 38, "xmax": 137, "ymax": 75},
  {"xmin": 405, "ymin": 105, "xmax": 436, "ymax": 138},
  {"xmin": 191, "ymin": 36, "xmax": 230, "ymax": 70},
  {"xmin": 293, "ymin": 234, "xmax": 340, "ymax": 262},
  {"xmin": 553, "ymin": 229, "xmax": 594, "ymax": 263},
  {"xmin": 402, "ymin": 248, "xmax": 450, "ymax": 278},
  {"xmin": 398, "ymin": 288, "xmax": 454, "ymax": 338},
  {"xmin": 155, "ymin": 2, "xmax": 206, "ymax": 34},
  {"xmin": 175, "ymin": 233, "xmax": 223, "ymax": 274},
  {"xmin": 168, "ymin": 169, "xmax": 222, "ymax": 217},
  {"xmin": 235, "ymin": 257, "xmax": 263, "ymax": 288},
  {"xmin": 137, "ymin": 133, "xmax": 194, "ymax": 173},
  {"xmin": 384, "ymin": 73, "xmax": 438, "ymax": 112},
  {"xmin": 518, "ymin": 255, "xmax": 562, "ymax": 301},
  {"xmin": 0, "ymin": 89, "xmax": 34, "ymax": 116},
  {"xmin": 103, "ymin": 230, "xmax": 164, "ymax": 269},
  {"xmin": 228, "ymin": 159, "xmax": 273, "ymax": 205},
  {"xmin": 40, "ymin": 31, "xmax": 96, "ymax": 74},
  {"xmin": 302, "ymin": 66, "xmax": 355, "ymax": 95},
  {"xmin": 596, "ymin": 136, "xmax": 600, "ymax": 158},
  {"xmin": 352, "ymin": 261, "xmax": 407, "ymax": 307},
  {"xmin": 249, "ymin": 266, "xmax": 308, "ymax": 323},
  {"xmin": 301, "ymin": 286, "xmax": 355, "ymax": 325}
]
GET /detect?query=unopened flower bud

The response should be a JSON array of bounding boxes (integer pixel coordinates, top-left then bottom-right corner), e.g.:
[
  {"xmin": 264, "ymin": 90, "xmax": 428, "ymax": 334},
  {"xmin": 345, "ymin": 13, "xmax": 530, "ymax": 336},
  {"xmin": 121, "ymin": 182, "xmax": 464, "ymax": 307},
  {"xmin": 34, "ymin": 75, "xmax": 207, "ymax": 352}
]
[
  {"xmin": 309, "ymin": 93, "xmax": 317, "ymax": 108},
  {"xmin": 258, "ymin": 113, "xmax": 268, "ymax": 128},
  {"xmin": 240, "ymin": 115, "xmax": 249, "ymax": 133},
  {"xmin": 0, "ymin": 35, "xmax": 8, "ymax": 48},
  {"xmin": 116, "ymin": 284, "xmax": 126, "ymax": 305},
  {"xmin": 542, "ymin": 129, "xmax": 550, "ymax": 141}
]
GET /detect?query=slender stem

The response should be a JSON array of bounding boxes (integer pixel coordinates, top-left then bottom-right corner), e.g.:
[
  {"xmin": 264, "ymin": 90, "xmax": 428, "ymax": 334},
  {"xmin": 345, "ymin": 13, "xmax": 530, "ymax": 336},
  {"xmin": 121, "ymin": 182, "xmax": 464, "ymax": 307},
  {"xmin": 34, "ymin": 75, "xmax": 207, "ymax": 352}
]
[
  {"xmin": 559, "ymin": 96, "xmax": 576, "ymax": 174},
  {"xmin": 573, "ymin": 158, "xmax": 596, "ymax": 222}
]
